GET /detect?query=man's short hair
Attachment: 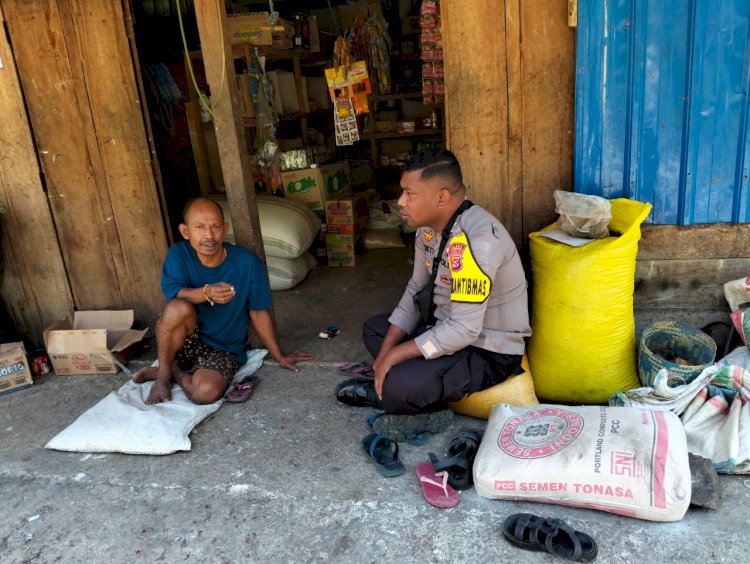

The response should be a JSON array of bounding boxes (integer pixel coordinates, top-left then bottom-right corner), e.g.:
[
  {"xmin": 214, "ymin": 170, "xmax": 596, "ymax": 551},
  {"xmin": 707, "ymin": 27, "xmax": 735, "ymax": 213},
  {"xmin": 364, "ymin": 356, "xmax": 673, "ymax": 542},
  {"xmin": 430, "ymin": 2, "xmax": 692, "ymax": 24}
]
[
  {"xmin": 404, "ymin": 148, "xmax": 463, "ymax": 186},
  {"xmin": 182, "ymin": 198, "xmax": 224, "ymax": 223}
]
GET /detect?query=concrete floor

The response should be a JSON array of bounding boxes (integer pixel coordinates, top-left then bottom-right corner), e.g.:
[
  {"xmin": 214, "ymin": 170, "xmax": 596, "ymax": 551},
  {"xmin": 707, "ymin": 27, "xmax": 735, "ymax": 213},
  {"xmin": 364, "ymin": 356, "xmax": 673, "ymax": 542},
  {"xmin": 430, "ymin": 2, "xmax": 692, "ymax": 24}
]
[{"xmin": 2, "ymin": 248, "xmax": 749, "ymax": 563}]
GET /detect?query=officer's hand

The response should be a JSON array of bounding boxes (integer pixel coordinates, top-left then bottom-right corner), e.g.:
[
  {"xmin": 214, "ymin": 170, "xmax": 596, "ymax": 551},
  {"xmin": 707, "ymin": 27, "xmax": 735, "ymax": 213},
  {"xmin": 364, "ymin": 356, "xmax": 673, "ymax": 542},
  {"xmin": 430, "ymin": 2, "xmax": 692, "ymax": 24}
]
[{"xmin": 374, "ymin": 357, "xmax": 392, "ymax": 400}]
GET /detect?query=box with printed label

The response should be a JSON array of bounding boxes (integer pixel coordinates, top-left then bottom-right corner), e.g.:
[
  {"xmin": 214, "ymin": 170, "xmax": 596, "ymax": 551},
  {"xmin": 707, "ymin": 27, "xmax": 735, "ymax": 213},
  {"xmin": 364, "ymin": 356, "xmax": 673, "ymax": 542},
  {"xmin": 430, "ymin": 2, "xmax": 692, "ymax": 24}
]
[
  {"xmin": 227, "ymin": 13, "xmax": 274, "ymax": 45},
  {"xmin": 43, "ymin": 311, "xmax": 148, "ymax": 375},
  {"xmin": 325, "ymin": 233, "xmax": 361, "ymax": 267},
  {"xmin": 0, "ymin": 342, "xmax": 33, "ymax": 396},
  {"xmin": 325, "ymin": 194, "xmax": 370, "ymax": 234},
  {"xmin": 282, "ymin": 162, "xmax": 351, "ymax": 214}
]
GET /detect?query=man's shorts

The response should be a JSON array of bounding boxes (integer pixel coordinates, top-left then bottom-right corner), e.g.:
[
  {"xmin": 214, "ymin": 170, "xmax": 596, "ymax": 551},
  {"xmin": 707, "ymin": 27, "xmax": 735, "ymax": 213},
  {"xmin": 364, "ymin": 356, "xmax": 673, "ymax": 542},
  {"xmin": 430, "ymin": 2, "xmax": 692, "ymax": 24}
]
[{"xmin": 175, "ymin": 328, "xmax": 241, "ymax": 382}]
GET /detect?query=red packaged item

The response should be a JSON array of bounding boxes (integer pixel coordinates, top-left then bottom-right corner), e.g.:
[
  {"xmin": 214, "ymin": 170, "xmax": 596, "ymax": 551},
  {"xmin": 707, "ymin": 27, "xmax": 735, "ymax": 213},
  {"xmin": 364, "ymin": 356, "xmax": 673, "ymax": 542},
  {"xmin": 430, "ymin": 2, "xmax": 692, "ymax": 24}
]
[{"xmin": 420, "ymin": 0, "xmax": 438, "ymax": 15}]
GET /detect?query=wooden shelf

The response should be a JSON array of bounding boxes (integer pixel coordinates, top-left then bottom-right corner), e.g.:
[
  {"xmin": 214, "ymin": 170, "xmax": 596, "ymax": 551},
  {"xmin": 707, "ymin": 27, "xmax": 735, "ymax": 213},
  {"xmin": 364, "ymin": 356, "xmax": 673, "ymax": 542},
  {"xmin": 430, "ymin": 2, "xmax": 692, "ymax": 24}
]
[
  {"xmin": 367, "ymin": 128, "xmax": 444, "ymax": 140},
  {"xmin": 372, "ymin": 92, "xmax": 423, "ymax": 102}
]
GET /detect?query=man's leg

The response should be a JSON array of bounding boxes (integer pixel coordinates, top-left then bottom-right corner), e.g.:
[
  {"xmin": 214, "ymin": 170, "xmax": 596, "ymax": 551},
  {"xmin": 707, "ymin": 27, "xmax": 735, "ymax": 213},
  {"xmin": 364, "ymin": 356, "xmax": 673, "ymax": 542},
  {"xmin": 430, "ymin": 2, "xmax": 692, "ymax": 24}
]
[
  {"xmin": 171, "ymin": 345, "xmax": 239, "ymax": 405},
  {"xmin": 132, "ymin": 298, "xmax": 196, "ymax": 404},
  {"xmin": 382, "ymin": 348, "xmax": 522, "ymax": 414},
  {"xmin": 382, "ymin": 351, "xmax": 470, "ymax": 414}
]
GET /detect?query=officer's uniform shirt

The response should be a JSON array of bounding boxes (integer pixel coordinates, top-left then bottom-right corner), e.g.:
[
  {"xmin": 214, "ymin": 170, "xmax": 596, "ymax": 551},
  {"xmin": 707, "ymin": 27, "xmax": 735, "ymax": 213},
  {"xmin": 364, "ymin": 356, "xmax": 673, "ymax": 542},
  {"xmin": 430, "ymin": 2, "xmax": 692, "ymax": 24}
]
[{"xmin": 388, "ymin": 205, "xmax": 531, "ymax": 359}]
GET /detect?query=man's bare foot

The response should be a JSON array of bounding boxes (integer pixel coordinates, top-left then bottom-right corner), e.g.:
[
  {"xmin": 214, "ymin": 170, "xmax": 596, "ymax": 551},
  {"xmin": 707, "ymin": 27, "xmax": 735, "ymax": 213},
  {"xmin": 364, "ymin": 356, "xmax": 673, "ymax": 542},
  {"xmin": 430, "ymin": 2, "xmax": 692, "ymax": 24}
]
[
  {"xmin": 146, "ymin": 381, "xmax": 172, "ymax": 405},
  {"xmin": 132, "ymin": 366, "xmax": 158, "ymax": 383}
]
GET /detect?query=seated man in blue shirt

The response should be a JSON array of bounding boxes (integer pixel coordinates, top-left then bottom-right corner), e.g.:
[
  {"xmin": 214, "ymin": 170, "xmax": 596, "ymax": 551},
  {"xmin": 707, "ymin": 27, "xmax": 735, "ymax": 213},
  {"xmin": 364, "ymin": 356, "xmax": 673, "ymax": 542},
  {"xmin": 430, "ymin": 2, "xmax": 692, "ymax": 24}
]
[{"xmin": 133, "ymin": 198, "xmax": 313, "ymax": 405}]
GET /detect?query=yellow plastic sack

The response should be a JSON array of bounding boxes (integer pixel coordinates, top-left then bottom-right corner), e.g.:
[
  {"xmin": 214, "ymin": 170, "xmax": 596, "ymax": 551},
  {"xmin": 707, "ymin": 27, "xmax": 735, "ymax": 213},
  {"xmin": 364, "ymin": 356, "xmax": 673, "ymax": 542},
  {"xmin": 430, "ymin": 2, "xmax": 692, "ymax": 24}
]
[
  {"xmin": 527, "ymin": 198, "xmax": 652, "ymax": 404},
  {"xmin": 449, "ymin": 355, "xmax": 538, "ymax": 419}
]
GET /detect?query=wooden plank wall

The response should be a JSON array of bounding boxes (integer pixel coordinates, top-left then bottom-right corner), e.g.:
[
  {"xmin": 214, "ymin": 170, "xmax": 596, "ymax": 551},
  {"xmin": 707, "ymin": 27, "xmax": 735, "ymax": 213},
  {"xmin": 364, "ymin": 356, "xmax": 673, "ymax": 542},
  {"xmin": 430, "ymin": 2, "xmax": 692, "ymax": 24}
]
[
  {"xmin": 0, "ymin": 3, "xmax": 74, "ymax": 341},
  {"xmin": 1, "ymin": 0, "xmax": 168, "ymax": 343},
  {"xmin": 442, "ymin": 0, "xmax": 576, "ymax": 249},
  {"xmin": 635, "ymin": 224, "xmax": 750, "ymax": 327}
]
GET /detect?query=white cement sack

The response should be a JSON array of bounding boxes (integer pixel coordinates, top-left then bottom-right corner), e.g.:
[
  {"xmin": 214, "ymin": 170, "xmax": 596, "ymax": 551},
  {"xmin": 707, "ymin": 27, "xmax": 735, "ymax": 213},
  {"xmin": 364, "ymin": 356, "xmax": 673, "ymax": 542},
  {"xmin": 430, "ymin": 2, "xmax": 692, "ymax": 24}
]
[
  {"xmin": 473, "ymin": 404, "xmax": 691, "ymax": 522},
  {"xmin": 267, "ymin": 252, "xmax": 317, "ymax": 291},
  {"xmin": 257, "ymin": 196, "xmax": 321, "ymax": 258}
]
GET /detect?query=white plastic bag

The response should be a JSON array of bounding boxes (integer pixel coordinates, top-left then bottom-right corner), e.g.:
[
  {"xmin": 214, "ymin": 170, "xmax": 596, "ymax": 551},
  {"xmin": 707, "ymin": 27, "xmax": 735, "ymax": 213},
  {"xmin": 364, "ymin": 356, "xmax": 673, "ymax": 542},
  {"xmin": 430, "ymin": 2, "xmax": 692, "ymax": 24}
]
[
  {"xmin": 554, "ymin": 190, "xmax": 612, "ymax": 239},
  {"xmin": 473, "ymin": 403, "xmax": 691, "ymax": 522}
]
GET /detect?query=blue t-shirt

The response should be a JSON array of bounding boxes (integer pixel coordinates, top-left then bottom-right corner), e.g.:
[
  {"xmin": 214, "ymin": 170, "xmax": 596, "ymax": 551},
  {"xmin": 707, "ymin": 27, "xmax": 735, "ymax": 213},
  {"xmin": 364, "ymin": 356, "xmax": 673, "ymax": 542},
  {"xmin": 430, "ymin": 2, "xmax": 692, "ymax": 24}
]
[{"xmin": 161, "ymin": 242, "xmax": 273, "ymax": 362}]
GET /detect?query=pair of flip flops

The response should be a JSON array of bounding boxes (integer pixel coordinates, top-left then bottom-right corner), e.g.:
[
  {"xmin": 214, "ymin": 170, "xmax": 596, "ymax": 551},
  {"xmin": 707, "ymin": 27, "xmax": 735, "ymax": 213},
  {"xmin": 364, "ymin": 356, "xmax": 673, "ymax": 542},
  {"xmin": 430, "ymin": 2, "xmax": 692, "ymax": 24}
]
[
  {"xmin": 225, "ymin": 376, "xmax": 260, "ymax": 403},
  {"xmin": 428, "ymin": 428, "xmax": 483, "ymax": 490},
  {"xmin": 502, "ymin": 513, "xmax": 598, "ymax": 561},
  {"xmin": 337, "ymin": 362, "xmax": 374, "ymax": 377},
  {"xmin": 359, "ymin": 433, "xmax": 460, "ymax": 509}
]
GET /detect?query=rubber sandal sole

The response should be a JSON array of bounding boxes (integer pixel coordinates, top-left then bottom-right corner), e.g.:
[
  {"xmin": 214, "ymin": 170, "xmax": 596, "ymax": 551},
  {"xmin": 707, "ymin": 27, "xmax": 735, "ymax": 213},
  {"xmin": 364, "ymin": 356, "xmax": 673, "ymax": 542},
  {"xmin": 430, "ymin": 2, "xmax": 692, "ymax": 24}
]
[
  {"xmin": 502, "ymin": 513, "xmax": 597, "ymax": 562},
  {"xmin": 368, "ymin": 413, "xmax": 431, "ymax": 445},
  {"xmin": 371, "ymin": 409, "xmax": 453, "ymax": 442}
]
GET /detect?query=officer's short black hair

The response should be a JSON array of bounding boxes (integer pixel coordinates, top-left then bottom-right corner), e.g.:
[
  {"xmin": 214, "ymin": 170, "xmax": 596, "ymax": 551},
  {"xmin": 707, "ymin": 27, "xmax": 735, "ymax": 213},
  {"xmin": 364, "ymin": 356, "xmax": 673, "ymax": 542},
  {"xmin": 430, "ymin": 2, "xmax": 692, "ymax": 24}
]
[
  {"xmin": 182, "ymin": 197, "xmax": 224, "ymax": 223},
  {"xmin": 404, "ymin": 148, "xmax": 463, "ymax": 186}
]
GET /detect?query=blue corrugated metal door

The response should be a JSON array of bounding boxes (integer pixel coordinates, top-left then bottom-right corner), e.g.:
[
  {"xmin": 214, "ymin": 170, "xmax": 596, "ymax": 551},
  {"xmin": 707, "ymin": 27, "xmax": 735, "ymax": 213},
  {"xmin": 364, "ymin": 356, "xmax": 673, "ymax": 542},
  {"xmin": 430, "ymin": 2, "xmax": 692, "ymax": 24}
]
[{"xmin": 575, "ymin": 0, "xmax": 750, "ymax": 224}]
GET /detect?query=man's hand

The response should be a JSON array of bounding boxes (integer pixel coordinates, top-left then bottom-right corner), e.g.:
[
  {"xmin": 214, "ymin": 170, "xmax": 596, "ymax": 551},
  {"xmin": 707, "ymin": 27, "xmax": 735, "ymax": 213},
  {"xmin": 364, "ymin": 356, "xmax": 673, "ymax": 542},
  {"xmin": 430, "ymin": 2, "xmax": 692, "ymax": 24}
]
[
  {"xmin": 278, "ymin": 350, "xmax": 315, "ymax": 372},
  {"xmin": 374, "ymin": 355, "xmax": 393, "ymax": 400},
  {"xmin": 373, "ymin": 340, "xmax": 422, "ymax": 399},
  {"xmin": 205, "ymin": 282, "xmax": 236, "ymax": 305}
]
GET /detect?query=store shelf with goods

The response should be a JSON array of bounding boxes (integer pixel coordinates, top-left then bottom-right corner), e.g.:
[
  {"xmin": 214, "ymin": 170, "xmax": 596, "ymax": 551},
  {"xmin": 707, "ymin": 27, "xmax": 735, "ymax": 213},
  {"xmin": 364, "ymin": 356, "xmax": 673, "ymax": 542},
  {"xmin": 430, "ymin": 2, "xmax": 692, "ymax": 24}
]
[
  {"xmin": 184, "ymin": 46, "xmax": 332, "ymax": 195},
  {"xmin": 361, "ymin": 91, "xmax": 445, "ymax": 165}
]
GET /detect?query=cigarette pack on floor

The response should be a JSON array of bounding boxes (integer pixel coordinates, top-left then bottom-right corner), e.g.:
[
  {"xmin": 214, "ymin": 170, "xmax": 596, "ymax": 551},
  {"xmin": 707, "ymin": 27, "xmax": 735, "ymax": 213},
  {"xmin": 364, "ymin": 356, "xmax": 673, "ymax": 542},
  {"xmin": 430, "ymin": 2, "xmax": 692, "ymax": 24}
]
[
  {"xmin": 473, "ymin": 404, "xmax": 691, "ymax": 522},
  {"xmin": 0, "ymin": 342, "xmax": 33, "ymax": 396}
]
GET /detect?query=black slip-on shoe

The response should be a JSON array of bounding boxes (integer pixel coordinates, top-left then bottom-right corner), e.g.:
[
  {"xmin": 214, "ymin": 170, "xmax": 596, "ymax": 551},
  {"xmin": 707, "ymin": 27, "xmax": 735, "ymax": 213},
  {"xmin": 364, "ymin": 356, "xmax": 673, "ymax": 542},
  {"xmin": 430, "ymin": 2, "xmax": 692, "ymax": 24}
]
[{"xmin": 335, "ymin": 377, "xmax": 383, "ymax": 408}]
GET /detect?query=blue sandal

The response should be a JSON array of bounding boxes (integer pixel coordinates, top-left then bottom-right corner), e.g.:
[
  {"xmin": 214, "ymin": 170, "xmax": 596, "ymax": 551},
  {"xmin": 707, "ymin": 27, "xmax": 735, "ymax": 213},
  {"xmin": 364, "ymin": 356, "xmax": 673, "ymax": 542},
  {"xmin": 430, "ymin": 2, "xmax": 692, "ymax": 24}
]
[{"xmin": 360, "ymin": 433, "xmax": 405, "ymax": 477}]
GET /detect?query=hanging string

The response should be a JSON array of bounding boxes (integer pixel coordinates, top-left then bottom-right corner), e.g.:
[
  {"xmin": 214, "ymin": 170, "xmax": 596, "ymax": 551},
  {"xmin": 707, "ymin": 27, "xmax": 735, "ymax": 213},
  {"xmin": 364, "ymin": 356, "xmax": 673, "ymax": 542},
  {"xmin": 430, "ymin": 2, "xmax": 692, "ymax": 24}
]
[
  {"xmin": 177, "ymin": 0, "xmax": 227, "ymax": 124},
  {"xmin": 326, "ymin": 0, "xmax": 342, "ymax": 37}
]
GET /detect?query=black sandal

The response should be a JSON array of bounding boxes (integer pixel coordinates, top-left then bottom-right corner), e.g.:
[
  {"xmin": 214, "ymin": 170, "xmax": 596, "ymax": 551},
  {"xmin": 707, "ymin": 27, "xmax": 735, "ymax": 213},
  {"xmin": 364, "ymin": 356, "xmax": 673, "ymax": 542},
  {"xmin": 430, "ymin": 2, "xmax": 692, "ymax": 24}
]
[
  {"xmin": 428, "ymin": 428, "xmax": 483, "ymax": 490},
  {"xmin": 502, "ymin": 513, "xmax": 597, "ymax": 562}
]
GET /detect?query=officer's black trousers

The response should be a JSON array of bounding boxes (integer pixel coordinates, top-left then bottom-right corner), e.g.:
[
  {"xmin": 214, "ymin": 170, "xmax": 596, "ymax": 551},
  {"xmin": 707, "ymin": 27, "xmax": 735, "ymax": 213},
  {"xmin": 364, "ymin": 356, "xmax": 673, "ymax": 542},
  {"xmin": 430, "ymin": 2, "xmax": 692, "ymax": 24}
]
[{"xmin": 363, "ymin": 314, "xmax": 523, "ymax": 415}]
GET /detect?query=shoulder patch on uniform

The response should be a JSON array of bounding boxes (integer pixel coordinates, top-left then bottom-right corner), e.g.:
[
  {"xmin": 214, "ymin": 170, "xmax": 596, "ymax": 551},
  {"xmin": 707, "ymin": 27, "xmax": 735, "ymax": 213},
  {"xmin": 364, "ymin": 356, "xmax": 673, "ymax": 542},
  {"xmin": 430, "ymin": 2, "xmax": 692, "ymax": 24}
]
[{"xmin": 449, "ymin": 232, "xmax": 491, "ymax": 303}]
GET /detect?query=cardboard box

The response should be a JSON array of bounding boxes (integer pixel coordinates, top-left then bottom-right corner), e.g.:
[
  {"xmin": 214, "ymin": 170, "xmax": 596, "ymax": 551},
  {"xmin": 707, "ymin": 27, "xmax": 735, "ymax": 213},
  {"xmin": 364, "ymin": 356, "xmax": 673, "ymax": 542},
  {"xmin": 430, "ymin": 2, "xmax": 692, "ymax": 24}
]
[
  {"xmin": 0, "ymin": 342, "xmax": 33, "ymax": 396},
  {"xmin": 325, "ymin": 233, "xmax": 360, "ymax": 267},
  {"xmin": 44, "ymin": 311, "xmax": 148, "ymax": 375},
  {"xmin": 227, "ymin": 13, "xmax": 274, "ymax": 46},
  {"xmin": 325, "ymin": 194, "xmax": 370, "ymax": 234},
  {"xmin": 282, "ymin": 162, "xmax": 351, "ymax": 214}
]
